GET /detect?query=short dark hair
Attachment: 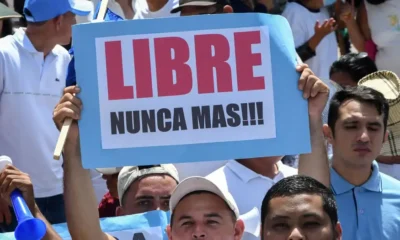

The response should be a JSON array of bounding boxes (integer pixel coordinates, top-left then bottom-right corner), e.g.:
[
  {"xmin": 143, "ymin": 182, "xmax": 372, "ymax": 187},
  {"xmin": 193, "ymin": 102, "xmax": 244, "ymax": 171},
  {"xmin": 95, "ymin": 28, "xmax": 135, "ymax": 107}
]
[
  {"xmin": 261, "ymin": 175, "xmax": 338, "ymax": 228},
  {"xmin": 327, "ymin": 86, "xmax": 389, "ymax": 136},
  {"xmin": 329, "ymin": 53, "xmax": 378, "ymax": 84},
  {"xmin": 170, "ymin": 190, "xmax": 236, "ymax": 227}
]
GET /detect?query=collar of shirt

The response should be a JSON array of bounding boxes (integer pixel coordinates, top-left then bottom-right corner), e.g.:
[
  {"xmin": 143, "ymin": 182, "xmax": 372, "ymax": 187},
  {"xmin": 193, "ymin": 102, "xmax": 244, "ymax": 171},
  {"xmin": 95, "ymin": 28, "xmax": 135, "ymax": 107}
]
[
  {"xmin": 226, "ymin": 160, "xmax": 285, "ymax": 183},
  {"xmin": 330, "ymin": 161, "xmax": 382, "ymax": 195},
  {"xmin": 13, "ymin": 27, "xmax": 57, "ymax": 57}
]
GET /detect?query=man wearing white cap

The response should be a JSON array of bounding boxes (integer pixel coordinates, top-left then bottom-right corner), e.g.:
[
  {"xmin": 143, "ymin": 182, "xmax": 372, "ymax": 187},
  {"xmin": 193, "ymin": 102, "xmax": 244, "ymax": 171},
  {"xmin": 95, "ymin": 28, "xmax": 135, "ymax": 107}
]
[
  {"xmin": 96, "ymin": 167, "xmax": 122, "ymax": 218},
  {"xmin": 167, "ymin": 176, "xmax": 244, "ymax": 239},
  {"xmin": 115, "ymin": 165, "xmax": 179, "ymax": 216}
]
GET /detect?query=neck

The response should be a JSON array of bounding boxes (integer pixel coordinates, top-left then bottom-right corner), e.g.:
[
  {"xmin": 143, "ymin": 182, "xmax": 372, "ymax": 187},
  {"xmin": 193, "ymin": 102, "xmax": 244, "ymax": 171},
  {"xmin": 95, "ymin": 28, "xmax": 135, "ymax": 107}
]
[
  {"xmin": 331, "ymin": 156, "xmax": 372, "ymax": 186},
  {"xmin": 237, "ymin": 157, "xmax": 282, "ymax": 179},
  {"xmin": 301, "ymin": 0, "xmax": 320, "ymax": 10},
  {"xmin": 25, "ymin": 27, "xmax": 56, "ymax": 57},
  {"xmin": 116, "ymin": 0, "xmax": 134, "ymax": 19},
  {"xmin": 146, "ymin": 0, "xmax": 168, "ymax": 12}
]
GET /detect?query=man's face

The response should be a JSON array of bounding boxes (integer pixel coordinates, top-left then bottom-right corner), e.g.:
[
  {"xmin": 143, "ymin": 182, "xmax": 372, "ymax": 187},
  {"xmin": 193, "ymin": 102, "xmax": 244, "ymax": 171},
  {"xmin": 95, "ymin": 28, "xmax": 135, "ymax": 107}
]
[
  {"xmin": 325, "ymin": 99, "xmax": 386, "ymax": 169},
  {"xmin": 262, "ymin": 194, "xmax": 341, "ymax": 240},
  {"xmin": 330, "ymin": 72, "xmax": 357, "ymax": 88},
  {"xmin": 118, "ymin": 175, "xmax": 177, "ymax": 215},
  {"xmin": 102, "ymin": 173, "xmax": 119, "ymax": 198},
  {"xmin": 167, "ymin": 192, "xmax": 244, "ymax": 240},
  {"xmin": 54, "ymin": 12, "xmax": 76, "ymax": 45}
]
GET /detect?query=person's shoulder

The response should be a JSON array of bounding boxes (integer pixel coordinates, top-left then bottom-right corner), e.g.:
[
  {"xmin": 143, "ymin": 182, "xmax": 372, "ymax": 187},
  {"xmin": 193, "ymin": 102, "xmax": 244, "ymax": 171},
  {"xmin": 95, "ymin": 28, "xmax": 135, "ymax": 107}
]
[
  {"xmin": 206, "ymin": 162, "xmax": 231, "ymax": 182},
  {"xmin": 0, "ymin": 35, "xmax": 18, "ymax": 54},
  {"xmin": 279, "ymin": 163, "xmax": 298, "ymax": 177},
  {"xmin": 381, "ymin": 172, "xmax": 400, "ymax": 192}
]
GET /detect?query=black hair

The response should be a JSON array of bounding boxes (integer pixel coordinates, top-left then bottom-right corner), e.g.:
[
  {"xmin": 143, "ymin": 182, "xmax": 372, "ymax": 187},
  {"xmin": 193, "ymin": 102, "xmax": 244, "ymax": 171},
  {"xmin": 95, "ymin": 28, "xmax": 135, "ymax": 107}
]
[
  {"xmin": 327, "ymin": 85, "xmax": 389, "ymax": 136},
  {"xmin": 329, "ymin": 53, "xmax": 378, "ymax": 84},
  {"xmin": 170, "ymin": 190, "xmax": 236, "ymax": 227},
  {"xmin": 365, "ymin": 0, "xmax": 386, "ymax": 5},
  {"xmin": 261, "ymin": 175, "xmax": 338, "ymax": 229},
  {"xmin": 13, "ymin": 0, "xmax": 27, "ymax": 27},
  {"xmin": 138, "ymin": 165, "xmax": 160, "ymax": 170},
  {"xmin": 344, "ymin": 0, "xmax": 363, "ymax": 8},
  {"xmin": 0, "ymin": 0, "xmax": 14, "ymax": 37}
]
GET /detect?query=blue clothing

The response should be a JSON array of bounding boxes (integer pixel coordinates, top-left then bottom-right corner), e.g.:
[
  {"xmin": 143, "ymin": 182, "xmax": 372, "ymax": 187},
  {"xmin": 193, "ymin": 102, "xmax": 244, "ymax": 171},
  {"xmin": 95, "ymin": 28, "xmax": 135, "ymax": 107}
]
[{"xmin": 331, "ymin": 161, "xmax": 400, "ymax": 240}]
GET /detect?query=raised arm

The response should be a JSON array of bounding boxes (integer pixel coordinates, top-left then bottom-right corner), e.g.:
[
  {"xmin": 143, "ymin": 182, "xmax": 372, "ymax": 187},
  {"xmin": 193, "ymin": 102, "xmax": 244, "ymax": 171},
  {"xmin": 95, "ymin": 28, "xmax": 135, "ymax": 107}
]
[
  {"xmin": 53, "ymin": 86, "xmax": 113, "ymax": 240},
  {"xmin": 0, "ymin": 165, "xmax": 62, "ymax": 240},
  {"xmin": 339, "ymin": 0, "xmax": 367, "ymax": 52},
  {"xmin": 296, "ymin": 64, "xmax": 330, "ymax": 187}
]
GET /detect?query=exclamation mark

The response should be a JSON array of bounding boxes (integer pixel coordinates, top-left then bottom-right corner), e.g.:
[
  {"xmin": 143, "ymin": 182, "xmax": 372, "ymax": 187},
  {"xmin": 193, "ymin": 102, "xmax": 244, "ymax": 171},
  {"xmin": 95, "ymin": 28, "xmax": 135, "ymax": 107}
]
[
  {"xmin": 249, "ymin": 102, "xmax": 257, "ymax": 125},
  {"xmin": 256, "ymin": 102, "xmax": 264, "ymax": 125},
  {"xmin": 241, "ymin": 103, "xmax": 249, "ymax": 126}
]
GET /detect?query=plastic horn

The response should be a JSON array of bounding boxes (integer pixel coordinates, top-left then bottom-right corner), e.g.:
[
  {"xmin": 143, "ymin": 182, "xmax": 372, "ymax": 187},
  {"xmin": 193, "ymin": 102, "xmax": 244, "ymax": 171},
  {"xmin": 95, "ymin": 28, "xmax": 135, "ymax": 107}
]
[{"xmin": 0, "ymin": 156, "xmax": 46, "ymax": 240}]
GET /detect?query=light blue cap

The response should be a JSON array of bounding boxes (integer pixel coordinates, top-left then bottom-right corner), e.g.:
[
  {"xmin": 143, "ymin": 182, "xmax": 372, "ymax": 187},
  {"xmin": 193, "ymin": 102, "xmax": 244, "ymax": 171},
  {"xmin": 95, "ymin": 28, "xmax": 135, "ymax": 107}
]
[{"xmin": 23, "ymin": 0, "xmax": 92, "ymax": 22}]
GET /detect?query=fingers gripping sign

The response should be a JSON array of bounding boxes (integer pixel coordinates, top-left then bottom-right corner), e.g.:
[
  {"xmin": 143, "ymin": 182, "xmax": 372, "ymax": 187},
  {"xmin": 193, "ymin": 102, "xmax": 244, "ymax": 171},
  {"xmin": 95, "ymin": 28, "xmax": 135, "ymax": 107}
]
[
  {"xmin": 53, "ymin": 86, "xmax": 83, "ymax": 159},
  {"xmin": 296, "ymin": 64, "xmax": 330, "ymax": 117}
]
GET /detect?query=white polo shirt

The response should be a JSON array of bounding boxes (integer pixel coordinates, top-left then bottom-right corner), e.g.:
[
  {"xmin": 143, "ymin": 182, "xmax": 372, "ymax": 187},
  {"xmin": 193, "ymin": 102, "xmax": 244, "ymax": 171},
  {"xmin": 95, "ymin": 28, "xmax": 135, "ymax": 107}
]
[
  {"xmin": 0, "ymin": 28, "xmax": 70, "ymax": 198},
  {"xmin": 207, "ymin": 160, "xmax": 297, "ymax": 239},
  {"xmin": 207, "ymin": 160, "xmax": 297, "ymax": 214}
]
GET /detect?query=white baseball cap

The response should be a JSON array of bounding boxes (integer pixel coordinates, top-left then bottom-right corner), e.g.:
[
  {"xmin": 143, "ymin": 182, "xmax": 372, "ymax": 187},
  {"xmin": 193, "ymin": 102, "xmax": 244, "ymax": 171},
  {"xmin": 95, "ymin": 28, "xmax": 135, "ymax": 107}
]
[
  {"xmin": 117, "ymin": 164, "xmax": 179, "ymax": 203},
  {"xmin": 169, "ymin": 176, "xmax": 239, "ymax": 219},
  {"xmin": 96, "ymin": 167, "xmax": 123, "ymax": 175}
]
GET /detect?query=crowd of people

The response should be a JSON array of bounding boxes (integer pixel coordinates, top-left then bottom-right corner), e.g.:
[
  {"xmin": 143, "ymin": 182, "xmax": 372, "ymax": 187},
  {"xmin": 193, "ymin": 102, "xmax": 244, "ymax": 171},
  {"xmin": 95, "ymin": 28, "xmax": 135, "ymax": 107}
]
[{"xmin": 0, "ymin": 0, "xmax": 400, "ymax": 239}]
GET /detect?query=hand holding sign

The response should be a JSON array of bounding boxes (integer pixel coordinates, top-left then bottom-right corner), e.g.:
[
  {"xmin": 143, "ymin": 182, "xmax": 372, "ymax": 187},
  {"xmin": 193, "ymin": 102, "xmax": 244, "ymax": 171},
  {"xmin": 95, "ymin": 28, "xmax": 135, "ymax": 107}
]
[
  {"xmin": 53, "ymin": 86, "xmax": 82, "ymax": 144},
  {"xmin": 296, "ymin": 64, "xmax": 330, "ymax": 117}
]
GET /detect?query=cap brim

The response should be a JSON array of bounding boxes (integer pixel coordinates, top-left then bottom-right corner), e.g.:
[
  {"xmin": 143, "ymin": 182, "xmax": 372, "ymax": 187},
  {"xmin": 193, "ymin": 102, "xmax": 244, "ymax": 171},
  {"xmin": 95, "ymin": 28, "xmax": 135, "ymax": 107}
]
[
  {"xmin": 170, "ymin": 177, "xmax": 238, "ymax": 218},
  {"xmin": 170, "ymin": 1, "xmax": 217, "ymax": 13},
  {"xmin": 0, "ymin": 3, "xmax": 21, "ymax": 20},
  {"xmin": 70, "ymin": 0, "xmax": 93, "ymax": 16},
  {"xmin": 96, "ymin": 167, "xmax": 121, "ymax": 175}
]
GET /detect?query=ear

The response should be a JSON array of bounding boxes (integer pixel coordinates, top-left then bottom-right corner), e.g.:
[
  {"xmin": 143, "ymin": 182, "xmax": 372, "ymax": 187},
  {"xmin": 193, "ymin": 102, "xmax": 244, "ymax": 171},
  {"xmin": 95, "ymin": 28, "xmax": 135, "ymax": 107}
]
[
  {"xmin": 323, "ymin": 124, "xmax": 334, "ymax": 144},
  {"xmin": 334, "ymin": 222, "xmax": 343, "ymax": 240},
  {"xmin": 54, "ymin": 15, "xmax": 63, "ymax": 30},
  {"xmin": 166, "ymin": 225, "xmax": 172, "ymax": 240},
  {"xmin": 234, "ymin": 219, "xmax": 245, "ymax": 240},
  {"xmin": 223, "ymin": 5, "xmax": 233, "ymax": 13},
  {"xmin": 115, "ymin": 206, "xmax": 123, "ymax": 216},
  {"xmin": 383, "ymin": 130, "xmax": 389, "ymax": 143}
]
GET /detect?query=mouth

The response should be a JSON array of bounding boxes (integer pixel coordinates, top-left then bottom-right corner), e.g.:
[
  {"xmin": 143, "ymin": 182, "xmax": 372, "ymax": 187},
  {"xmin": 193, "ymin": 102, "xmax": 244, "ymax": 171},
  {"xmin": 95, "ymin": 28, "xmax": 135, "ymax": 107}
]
[{"xmin": 353, "ymin": 148, "xmax": 371, "ymax": 153}]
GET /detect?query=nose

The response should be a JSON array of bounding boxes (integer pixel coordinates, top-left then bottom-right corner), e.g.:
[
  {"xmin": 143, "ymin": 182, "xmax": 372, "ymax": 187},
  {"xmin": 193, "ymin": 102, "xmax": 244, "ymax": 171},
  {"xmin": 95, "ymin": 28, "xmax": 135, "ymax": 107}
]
[
  {"xmin": 358, "ymin": 128, "xmax": 370, "ymax": 143},
  {"xmin": 289, "ymin": 227, "xmax": 304, "ymax": 240},
  {"xmin": 192, "ymin": 225, "xmax": 206, "ymax": 239}
]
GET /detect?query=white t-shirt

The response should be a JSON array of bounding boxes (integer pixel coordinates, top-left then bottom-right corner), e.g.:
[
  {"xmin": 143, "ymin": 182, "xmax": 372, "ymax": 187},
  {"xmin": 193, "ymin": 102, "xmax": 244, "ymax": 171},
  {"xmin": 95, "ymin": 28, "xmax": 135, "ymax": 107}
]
[
  {"xmin": 282, "ymin": 2, "xmax": 338, "ymax": 82},
  {"xmin": 365, "ymin": 0, "xmax": 400, "ymax": 77},
  {"xmin": 133, "ymin": 0, "xmax": 179, "ymax": 19},
  {"xmin": 0, "ymin": 28, "xmax": 70, "ymax": 198},
  {"xmin": 207, "ymin": 160, "xmax": 297, "ymax": 239},
  {"xmin": 173, "ymin": 160, "xmax": 229, "ymax": 180},
  {"xmin": 76, "ymin": 0, "xmax": 135, "ymax": 23}
]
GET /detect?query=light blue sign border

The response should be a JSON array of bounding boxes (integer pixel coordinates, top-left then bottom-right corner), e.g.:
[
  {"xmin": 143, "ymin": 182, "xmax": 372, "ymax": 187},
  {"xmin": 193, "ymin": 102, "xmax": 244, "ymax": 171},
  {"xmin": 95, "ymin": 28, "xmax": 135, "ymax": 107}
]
[{"xmin": 72, "ymin": 13, "xmax": 310, "ymax": 169}]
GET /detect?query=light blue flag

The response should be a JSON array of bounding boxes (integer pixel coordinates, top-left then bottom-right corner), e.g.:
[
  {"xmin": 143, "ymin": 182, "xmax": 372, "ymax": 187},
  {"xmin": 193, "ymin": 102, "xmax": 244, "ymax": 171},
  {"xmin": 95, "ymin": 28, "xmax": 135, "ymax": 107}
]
[{"xmin": 0, "ymin": 210, "xmax": 170, "ymax": 240}]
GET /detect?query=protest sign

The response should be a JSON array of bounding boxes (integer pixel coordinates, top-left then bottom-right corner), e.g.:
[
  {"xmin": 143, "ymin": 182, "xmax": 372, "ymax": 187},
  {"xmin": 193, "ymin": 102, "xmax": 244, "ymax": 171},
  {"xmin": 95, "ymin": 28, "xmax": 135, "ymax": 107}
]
[
  {"xmin": 72, "ymin": 13, "xmax": 310, "ymax": 169},
  {"xmin": 0, "ymin": 210, "xmax": 170, "ymax": 240}
]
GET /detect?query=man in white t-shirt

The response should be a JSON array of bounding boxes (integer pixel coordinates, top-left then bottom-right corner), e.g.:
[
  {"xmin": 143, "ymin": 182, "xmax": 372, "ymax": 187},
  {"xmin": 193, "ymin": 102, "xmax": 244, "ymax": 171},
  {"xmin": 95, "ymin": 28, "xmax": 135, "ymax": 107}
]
[
  {"xmin": 0, "ymin": 0, "xmax": 91, "ymax": 228},
  {"xmin": 133, "ymin": 0, "xmax": 179, "ymax": 19},
  {"xmin": 282, "ymin": 0, "xmax": 338, "ymax": 82}
]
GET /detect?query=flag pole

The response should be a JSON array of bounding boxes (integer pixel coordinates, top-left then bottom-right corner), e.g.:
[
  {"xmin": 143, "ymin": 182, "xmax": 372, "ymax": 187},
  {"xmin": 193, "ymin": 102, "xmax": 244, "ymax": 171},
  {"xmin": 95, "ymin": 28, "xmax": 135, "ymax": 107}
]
[{"xmin": 53, "ymin": 0, "xmax": 110, "ymax": 160}]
